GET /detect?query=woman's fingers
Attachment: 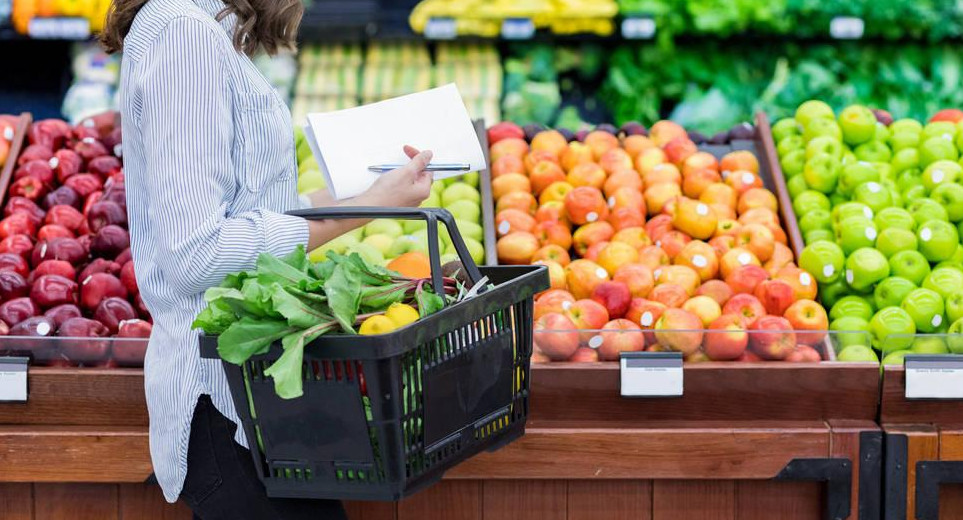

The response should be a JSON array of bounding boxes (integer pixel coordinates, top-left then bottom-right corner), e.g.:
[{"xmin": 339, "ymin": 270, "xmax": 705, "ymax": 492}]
[
  {"xmin": 403, "ymin": 145, "xmax": 421, "ymax": 159},
  {"xmin": 406, "ymin": 150, "xmax": 433, "ymax": 175}
]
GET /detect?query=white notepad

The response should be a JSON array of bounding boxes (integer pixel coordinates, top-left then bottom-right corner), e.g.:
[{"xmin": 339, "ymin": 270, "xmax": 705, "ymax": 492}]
[{"xmin": 302, "ymin": 84, "xmax": 487, "ymax": 200}]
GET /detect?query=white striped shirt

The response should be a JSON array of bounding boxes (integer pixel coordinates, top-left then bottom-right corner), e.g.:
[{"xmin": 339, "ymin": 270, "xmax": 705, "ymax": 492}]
[{"xmin": 119, "ymin": 0, "xmax": 309, "ymax": 503}]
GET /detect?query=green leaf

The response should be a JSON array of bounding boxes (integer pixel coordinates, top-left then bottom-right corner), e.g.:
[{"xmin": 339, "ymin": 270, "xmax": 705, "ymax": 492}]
[
  {"xmin": 324, "ymin": 262, "xmax": 362, "ymax": 333},
  {"xmin": 415, "ymin": 284, "xmax": 445, "ymax": 318},
  {"xmin": 240, "ymin": 279, "xmax": 281, "ymax": 319},
  {"xmin": 270, "ymin": 284, "xmax": 332, "ymax": 328},
  {"xmin": 192, "ymin": 299, "xmax": 235, "ymax": 334},
  {"xmin": 360, "ymin": 283, "xmax": 409, "ymax": 310},
  {"xmin": 217, "ymin": 318, "xmax": 297, "ymax": 365},
  {"xmin": 256, "ymin": 252, "xmax": 314, "ymax": 286},
  {"xmin": 264, "ymin": 322, "xmax": 332, "ymax": 399},
  {"xmin": 280, "ymin": 245, "xmax": 309, "ymax": 273}
]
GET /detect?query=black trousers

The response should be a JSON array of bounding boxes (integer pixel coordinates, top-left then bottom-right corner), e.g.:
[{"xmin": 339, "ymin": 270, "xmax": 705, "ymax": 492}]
[{"xmin": 181, "ymin": 395, "xmax": 347, "ymax": 520}]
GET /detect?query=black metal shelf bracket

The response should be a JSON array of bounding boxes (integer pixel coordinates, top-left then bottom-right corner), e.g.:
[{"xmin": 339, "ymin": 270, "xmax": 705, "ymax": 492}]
[
  {"xmin": 915, "ymin": 460, "xmax": 963, "ymax": 520},
  {"xmin": 775, "ymin": 457, "xmax": 853, "ymax": 520},
  {"xmin": 884, "ymin": 434, "xmax": 908, "ymax": 520}
]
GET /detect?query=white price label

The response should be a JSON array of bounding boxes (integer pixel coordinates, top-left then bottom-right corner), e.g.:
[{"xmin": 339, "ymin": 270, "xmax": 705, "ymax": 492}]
[
  {"xmin": 905, "ymin": 355, "xmax": 963, "ymax": 400},
  {"xmin": 27, "ymin": 17, "xmax": 91, "ymax": 40},
  {"xmin": 0, "ymin": 358, "xmax": 28, "ymax": 403},
  {"xmin": 424, "ymin": 17, "xmax": 457, "ymax": 40},
  {"xmin": 501, "ymin": 18, "xmax": 535, "ymax": 40},
  {"xmin": 830, "ymin": 17, "xmax": 864, "ymax": 39},
  {"xmin": 621, "ymin": 17, "xmax": 656, "ymax": 39},
  {"xmin": 620, "ymin": 352, "xmax": 683, "ymax": 397}
]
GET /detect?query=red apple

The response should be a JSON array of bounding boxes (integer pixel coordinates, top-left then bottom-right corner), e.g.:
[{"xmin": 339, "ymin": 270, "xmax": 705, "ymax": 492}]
[
  {"xmin": 564, "ymin": 299, "xmax": 610, "ymax": 342},
  {"xmin": 786, "ymin": 344, "xmax": 822, "ymax": 362},
  {"xmin": 721, "ymin": 294, "xmax": 767, "ymax": 324},
  {"xmin": 748, "ymin": 315, "xmax": 796, "ymax": 360},
  {"xmin": 783, "ymin": 299, "xmax": 829, "ymax": 346},
  {"xmin": 568, "ymin": 347, "xmax": 600, "ymax": 363},
  {"xmin": 725, "ymin": 264, "xmax": 770, "ymax": 295},
  {"xmin": 590, "ymin": 281, "xmax": 632, "ymax": 319},
  {"xmin": 653, "ymin": 308, "xmax": 704, "ymax": 355},
  {"xmin": 753, "ymin": 279, "xmax": 796, "ymax": 317},
  {"xmin": 696, "ymin": 280, "xmax": 734, "ymax": 307},
  {"xmin": 596, "ymin": 319, "xmax": 646, "ymax": 361},
  {"xmin": 704, "ymin": 314, "xmax": 749, "ymax": 361},
  {"xmin": 534, "ymin": 290, "xmax": 576, "ymax": 320},
  {"xmin": 534, "ymin": 313, "xmax": 580, "ymax": 361},
  {"xmin": 624, "ymin": 298, "xmax": 667, "ymax": 345}
]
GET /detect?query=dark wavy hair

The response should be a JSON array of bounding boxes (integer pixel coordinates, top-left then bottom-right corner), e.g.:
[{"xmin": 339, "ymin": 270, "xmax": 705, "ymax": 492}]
[{"xmin": 100, "ymin": 0, "xmax": 303, "ymax": 56}]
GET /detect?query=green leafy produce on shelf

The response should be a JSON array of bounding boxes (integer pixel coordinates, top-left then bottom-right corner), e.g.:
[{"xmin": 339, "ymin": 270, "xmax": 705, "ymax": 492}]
[{"xmin": 193, "ymin": 247, "xmax": 456, "ymax": 399}]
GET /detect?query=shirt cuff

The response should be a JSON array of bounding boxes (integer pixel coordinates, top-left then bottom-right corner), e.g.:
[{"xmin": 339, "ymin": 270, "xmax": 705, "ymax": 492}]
[
  {"xmin": 262, "ymin": 210, "xmax": 311, "ymax": 257},
  {"xmin": 298, "ymin": 194, "xmax": 312, "ymax": 210}
]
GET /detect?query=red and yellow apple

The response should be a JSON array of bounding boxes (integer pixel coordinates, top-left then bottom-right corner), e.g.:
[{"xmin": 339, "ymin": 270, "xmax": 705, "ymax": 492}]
[
  {"xmin": 597, "ymin": 319, "xmax": 646, "ymax": 360},
  {"xmin": 703, "ymin": 314, "xmax": 749, "ymax": 361},
  {"xmin": 654, "ymin": 308, "xmax": 704, "ymax": 355},
  {"xmin": 783, "ymin": 299, "xmax": 829, "ymax": 346},
  {"xmin": 565, "ymin": 259, "xmax": 610, "ymax": 300},
  {"xmin": 613, "ymin": 263, "xmax": 655, "ymax": 298}
]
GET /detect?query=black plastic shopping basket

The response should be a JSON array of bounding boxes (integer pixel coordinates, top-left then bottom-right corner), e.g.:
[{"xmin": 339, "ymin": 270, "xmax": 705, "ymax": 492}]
[{"xmin": 200, "ymin": 207, "xmax": 549, "ymax": 501}]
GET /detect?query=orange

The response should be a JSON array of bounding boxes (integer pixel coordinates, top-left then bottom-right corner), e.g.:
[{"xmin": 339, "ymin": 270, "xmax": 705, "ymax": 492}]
[{"xmin": 387, "ymin": 252, "xmax": 432, "ymax": 279}]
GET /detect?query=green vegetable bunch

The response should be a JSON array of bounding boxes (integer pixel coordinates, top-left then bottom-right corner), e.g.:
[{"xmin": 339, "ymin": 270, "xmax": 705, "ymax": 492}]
[{"xmin": 193, "ymin": 246, "xmax": 455, "ymax": 399}]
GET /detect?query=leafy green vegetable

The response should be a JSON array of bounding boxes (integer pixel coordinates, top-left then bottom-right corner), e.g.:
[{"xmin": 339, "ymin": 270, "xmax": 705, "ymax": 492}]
[{"xmin": 195, "ymin": 245, "xmax": 459, "ymax": 399}]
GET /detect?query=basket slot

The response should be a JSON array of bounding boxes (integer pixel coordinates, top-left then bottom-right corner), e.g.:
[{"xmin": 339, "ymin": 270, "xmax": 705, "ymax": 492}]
[{"xmin": 270, "ymin": 461, "xmax": 314, "ymax": 482}]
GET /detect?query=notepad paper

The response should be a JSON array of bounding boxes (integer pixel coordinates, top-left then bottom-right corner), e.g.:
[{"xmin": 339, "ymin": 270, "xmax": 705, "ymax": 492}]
[{"xmin": 302, "ymin": 84, "xmax": 487, "ymax": 200}]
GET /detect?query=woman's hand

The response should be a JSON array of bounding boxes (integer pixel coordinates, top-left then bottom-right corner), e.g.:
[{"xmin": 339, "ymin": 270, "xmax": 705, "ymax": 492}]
[{"xmin": 359, "ymin": 146, "xmax": 433, "ymax": 208}]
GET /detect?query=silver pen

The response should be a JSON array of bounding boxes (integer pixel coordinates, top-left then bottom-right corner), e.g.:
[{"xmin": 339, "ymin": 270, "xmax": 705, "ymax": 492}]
[{"xmin": 367, "ymin": 163, "xmax": 471, "ymax": 173}]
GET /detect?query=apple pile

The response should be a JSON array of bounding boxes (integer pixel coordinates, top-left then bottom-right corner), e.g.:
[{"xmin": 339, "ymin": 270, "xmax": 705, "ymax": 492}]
[
  {"xmin": 0, "ymin": 114, "xmax": 151, "ymax": 367},
  {"xmin": 774, "ymin": 101, "xmax": 963, "ymax": 363},
  {"xmin": 488, "ymin": 120, "xmax": 826, "ymax": 363}
]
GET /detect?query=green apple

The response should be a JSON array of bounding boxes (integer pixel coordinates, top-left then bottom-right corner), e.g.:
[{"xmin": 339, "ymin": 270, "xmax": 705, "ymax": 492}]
[
  {"xmin": 820, "ymin": 278, "xmax": 853, "ymax": 309},
  {"xmin": 777, "ymin": 135, "xmax": 805, "ymax": 157},
  {"xmin": 873, "ymin": 122, "xmax": 891, "ymax": 143},
  {"xmin": 403, "ymin": 220, "xmax": 427, "ymax": 234},
  {"xmin": 845, "ymin": 247, "xmax": 890, "ymax": 291},
  {"xmin": 923, "ymin": 266, "xmax": 963, "ymax": 301},
  {"xmin": 837, "ymin": 162, "xmax": 879, "ymax": 196},
  {"xmin": 803, "ymin": 117, "xmax": 843, "ymax": 142},
  {"xmin": 839, "ymin": 105, "xmax": 877, "ymax": 146},
  {"xmin": 875, "ymin": 207, "xmax": 916, "ymax": 231},
  {"xmin": 874, "ymin": 276, "xmax": 917, "ymax": 309},
  {"xmin": 922, "ymin": 121, "xmax": 957, "ymax": 141},
  {"xmin": 799, "ymin": 209, "xmax": 833, "ymax": 235},
  {"xmin": 896, "ymin": 170, "xmax": 922, "ymax": 193},
  {"xmin": 795, "ymin": 100, "xmax": 836, "ymax": 128},
  {"xmin": 805, "ymin": 136, "xmax": 844, "ymax": 160},
  {"xmin": 460, "ymin": 171, "xmax": 480, "ymax": 188},
  {"xmin": 296, "ymin": 169, "xmax": 326, "ymax": 195},
  {"xmin": 891, "ymin": 118, "xmax": 924, "ymax": 135},
  {"xmin": 869, "ymin": 307, "xmax": 916, "ymax": 352},
  {"xmin": 830, "ymin": 317, "xmax": 872, "ymax": 350},
  {"xmin": 455, "ymin": 219, "xmax": 483, "ymax": 242},
  {"xmin": 841, "ymin": 151, "xmax": 857, "ymax": 166},
  {"xmin": 348, "ymin": 243, "xmax": 385, "ymax": 266},
  {"xmin": 830, "ymin": 295, "xmax": 875, "ymax": 321},
  {"xmin": 835, "ymin": 216, "xmax": 877, "ymax": 255},
  {"xmin": 793, "ymin": 190, "xmax": 831, "ymax": 216},
  {"xmin": 837, "ymin": 344, "xmax": 880, "ymax": 362},
  {"xmin": 787, "ymin": 174, "xmax": 808, "ymax": 199},
  {"xmin": 833, "ymin": 201, "xmax": 874, "ymax": 224},
  {"xmin": 362, "ymin": 234, "xmax": 395, "ymax": 256},
  {"xmin": 930, "ymin": 183, "xmax": 963, "ymax": 222},
  {"xmin": 902, "ymin": 288, "xmax": 946, "ymax": 332},
  {"xmin": 430, "ymin": 180, "xmax": 445, "ymax": 195},
  {"xmin": 805, "ymin": 229, "xmax": 836, "ymax": 245},
  {"xmin": 441, "ymin": 183, "xmax": 480, "ymax": 207},
  {"xmin": 854, "ymin": 141, "xmax": 892, "ymax": 163},
  {"xmin": 780, "ymin": 149, "xmax": 806, "ymax": 178},
  {"xmin": 772, "ymin": 117, "xmax": 802, "ymax": 143},
  {"xmin": 919, "ymin": 136, "xmax": 959, "ymax": 168},
  {"xmin": 388, "ymin": 235, "xmax": 429, "ymax": 257},
  {"xmin": 891, "ymin": 147, "xmax": 921, "ymax": 175},
  {"xmin": 881, "ymin": 350, "xmax": 910, "ymax": 365},
  {"xmin": 853, "ymin": 181, "xmax": 894, "ymax": 214},
  {"xmin": 463, "ymin": 237, "xmax": 485, "ymax": 264},
  {"xmin": 800, "ymin": 240, "xmax": 846, "ymax": 284},
  {"xmin": 917, "ymin": 220, "xmax": 959, "ymax": 263},
  {"xmin": 829, "ymin": 193, "xmax": 848, "ymax": 208},
  {"xmin": 890, "ymin": 131, "xmax": 921, "ymax": 152},
  {"xmin": 947, "ymin": 317, "xmax": 963, "ymax": 354},
  {"xmin": 445, "ymin": 199, "xmax": 481, "ymax": 223},
  {"xmin": 922, "ymin": 160, "xmax": 962, "ymax": 192},
  {"xmin": 875, "ymin": 228, "xmax": 917, "ymax": 258},
  {"xmin": 876, "ymin": 162, "xmax": 895, "ymax": 183},
  {"xmin": 802, "ymin": 154, "xmax": 839, "ymax": 193},
  {"xmin": 309, "ymin": 233, "xmax": 360, "ymax": 262},
  {"xmin": 889, "ymin": 250, "xmax": 931, "ymax": 286},
  {"xmin": 908, "ymin": 199, "xmax": 949, "ymax": 226},
  {"xmin": 364, "ymin": 219, "xmax": 404, "ymax": 238},
  {"xmin": 911, "ymin": 336, "xmax": 949, "ymax": 354},
  {"xmin": 902, "ymin": 185, "xmax": 927, "ymax": 205}
]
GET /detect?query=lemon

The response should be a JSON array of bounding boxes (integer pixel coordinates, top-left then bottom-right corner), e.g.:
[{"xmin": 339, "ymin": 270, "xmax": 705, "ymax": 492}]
[
  {"xmin": 385, "ymin": 303, "xmax": 419, "ymax": 328},
  {"xmin": 359, "ymin": 315, "xmax": 396, "ymax": 336}
]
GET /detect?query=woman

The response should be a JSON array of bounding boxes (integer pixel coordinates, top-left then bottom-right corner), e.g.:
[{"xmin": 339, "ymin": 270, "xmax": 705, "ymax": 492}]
[{"xmin": 101, "ymin": 1, "xmax": 433, "ymax": 518}]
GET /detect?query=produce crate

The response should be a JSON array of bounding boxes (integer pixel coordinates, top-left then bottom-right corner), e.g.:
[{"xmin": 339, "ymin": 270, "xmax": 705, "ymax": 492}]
[
  {"xmin": 880, "ymin": 338, "xmax": 963, "ymax": 520},
  {"xmin": 200, "ymin": 207, "xmax": 548, "ymax": 501}
]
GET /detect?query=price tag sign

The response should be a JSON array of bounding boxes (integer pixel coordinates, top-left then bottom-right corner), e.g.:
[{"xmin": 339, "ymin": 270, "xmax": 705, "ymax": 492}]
[
  {"xmin": 27, "ymin": 17, "xmax": 91, "ymax": 40},
  {"xmin": 424, "ymin": 17, "xmax": 457, "ymax": 40},
  {"xmin": 830, "ymin": 17, "xmax": 864, "ymax": 39},
  {"xmin": 620, "ymin": 352, "xmax": 683, "ymax": 398},
  {"xmin": 0, "ymin": 357, "xmax": 28, "ymax": 403},
  {"xmin": 905, "ymin": 355, "xmax": 963, "ymax": 400},
  {"xmin": 621, "ymin": 17, "xmax": 656, "ymax": 39},
  {"xmin": 501, "ymin": 18, "xmax": 535, "ymax": 40}
]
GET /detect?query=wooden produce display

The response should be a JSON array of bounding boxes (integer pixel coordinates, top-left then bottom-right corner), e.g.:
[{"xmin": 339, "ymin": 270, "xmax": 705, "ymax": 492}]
[{"xmin": 881, "ymin": 366, "xmax": 963, "ymax": 520}]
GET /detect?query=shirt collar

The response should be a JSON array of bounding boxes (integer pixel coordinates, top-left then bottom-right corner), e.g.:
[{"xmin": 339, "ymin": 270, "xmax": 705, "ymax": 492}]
[{"xmin": 193, "ymin": 0, "xmax": 236, "ymax": 36}]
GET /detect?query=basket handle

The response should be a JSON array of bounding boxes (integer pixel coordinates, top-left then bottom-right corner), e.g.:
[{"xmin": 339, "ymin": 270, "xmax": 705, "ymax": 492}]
[{"xmin": 286, "ymin": 207, "xmax": 484, "ymax": 306}]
